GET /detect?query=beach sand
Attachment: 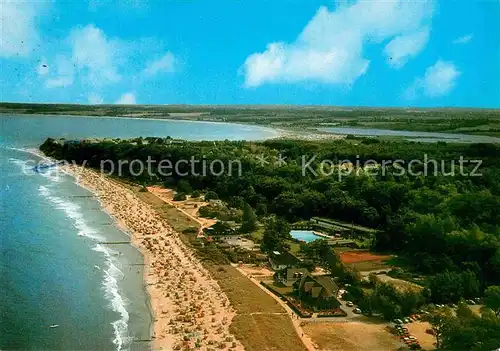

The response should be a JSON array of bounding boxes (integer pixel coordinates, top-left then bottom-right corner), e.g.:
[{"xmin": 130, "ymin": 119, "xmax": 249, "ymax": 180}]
[{"xmin": 64, "ymin": 165, "xmax": 243, "ymax": 350}]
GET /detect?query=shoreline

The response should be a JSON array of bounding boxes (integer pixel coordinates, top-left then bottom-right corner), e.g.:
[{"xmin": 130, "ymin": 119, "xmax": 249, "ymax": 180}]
[
  {"xmin": 1, "ymin": 112, "xmax": 284, "ymax": 140},
  {"xmin": 7, "ymin": 147, "xmax": 145, "ymax": 350},
  {"xmin": 62, "ymin": 164, "xmax": 244, "ymax": 350},
  {"xmin": 1, "ymin": 112, "xmax": 348, "ymax": 142}
]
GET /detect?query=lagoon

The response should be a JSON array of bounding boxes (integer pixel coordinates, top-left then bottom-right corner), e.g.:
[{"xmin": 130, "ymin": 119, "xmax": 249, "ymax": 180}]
[{"xmin": 317, "ymin": 127, "xmax": 500, "ymax": 143}]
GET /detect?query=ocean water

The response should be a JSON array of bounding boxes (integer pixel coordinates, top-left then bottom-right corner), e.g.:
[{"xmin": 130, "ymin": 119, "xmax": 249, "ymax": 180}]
[{"xmin": 0, "ymin": 114, "xmax": 276, "ymax": 350}]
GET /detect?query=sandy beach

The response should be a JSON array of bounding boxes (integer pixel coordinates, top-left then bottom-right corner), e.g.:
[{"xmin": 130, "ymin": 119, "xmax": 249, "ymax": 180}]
[{"xmin": 64, "ymin": 165, "xmax": 243, "ymax": 350}]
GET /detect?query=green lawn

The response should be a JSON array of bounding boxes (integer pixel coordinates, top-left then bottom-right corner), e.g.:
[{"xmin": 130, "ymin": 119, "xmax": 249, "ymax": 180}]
[
  {"xmin": 288, "ymin": 240, "xmax": 302, "ymax": 255},
  {"xmin": 250, "ymin": 228, "xmax": 265, "ymax": 242}
]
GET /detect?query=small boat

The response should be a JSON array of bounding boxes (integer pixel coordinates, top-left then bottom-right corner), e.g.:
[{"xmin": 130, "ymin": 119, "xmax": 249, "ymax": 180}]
[{"xmin": 49, "ymin": 324, "xmax": 59, "ymax": 328}]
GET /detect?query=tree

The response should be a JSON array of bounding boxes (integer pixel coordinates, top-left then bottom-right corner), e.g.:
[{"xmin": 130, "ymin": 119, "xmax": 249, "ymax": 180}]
[
  {"xmin": 260, "ymin": 216, "xmax": 291, "ymax": 253},
  {"xmin": 368, "ymin": 273, "xmax": 379, "ymax": 286},
  {"xmin": 228, "ymin": 196, "xmax": 245, "ymax": 209},
  {"xmin": 239, "ymin": 203, "xmax": 257, "ymax": 233},
  {"xmin": 461, "ymin": 270, "xmax": 480, "ymax": 299},
  {"xmin": 209, "ymin": 221, "xmax": 233, "ymax": 236},
  {"xmin": 173, "ymin": 192, "xmax": 187, "ymax": 201},
  {"xmin": 300, "ymin": 239, "xmax": 340, "ymax": 273},
  {"xmin": 176, "ymin": 179, "xmax": 192, "ymax": 194},
  {"xmin": 255, "ymin": 202, "xmax": 268, "ymax": 216},
  {"xmin": 484, "ymin": 286, "xmax": 500, "ymax": 316},
  {"xmin": 422, "ymin": 305, "xmax": 454, "ymax": 349},
  {"xmin": 429, "ymin": 270, "xmax": 464, "ymax": 303},
  {"xmin": 204, "ymin": 191, "xmax": 218, "ymax": 201}
]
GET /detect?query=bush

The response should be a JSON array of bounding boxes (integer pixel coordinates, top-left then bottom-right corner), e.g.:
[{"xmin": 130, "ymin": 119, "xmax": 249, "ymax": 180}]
[
  {"xmin": 191, "ymin": 190, "xmax": 201, "ymax": 198},
  {"xmin": 176, "ymin": 179, "xmax": 192, "ymax": 194},
  {"xmin": 173, "ymin": 192, "xmax": 187, "ymax": 201},
  {"xmin": 204, "ymin": 191, "xmax": 218, "ymax": 201},
  {"xmin": 182, "ymin": 226, "xmax": 199, "ymax": 234}
]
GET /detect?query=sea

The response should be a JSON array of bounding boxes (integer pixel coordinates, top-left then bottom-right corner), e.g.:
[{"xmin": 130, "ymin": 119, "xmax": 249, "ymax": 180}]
[{"xmin": 0, "ymin": 114, "xmax": 278, "ymax": 350}]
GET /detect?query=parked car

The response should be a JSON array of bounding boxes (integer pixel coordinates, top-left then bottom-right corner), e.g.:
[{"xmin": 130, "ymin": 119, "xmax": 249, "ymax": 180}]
[
  {"xmin": 403, "ymin": 317, "xmax": 412, "ymax": 323},
  {"xmin": 466, "ymin": 299, "xmax": 476, "ymax": 305},
  {"xmin": 346, "ymin": 301, "xmax": 354, "ymax": 307},
  {"xmin": 393, "ymin": 318, "xmax": 404, "ymax": 325},
  {"xmin": 353, "ymin": 308, "xmax": 362, "ymax": 314}
]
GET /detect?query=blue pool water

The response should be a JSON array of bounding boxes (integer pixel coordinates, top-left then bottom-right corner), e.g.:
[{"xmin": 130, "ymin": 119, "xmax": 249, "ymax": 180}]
[{"xmin": 290, "ymin": 230, "xmax": 323, "ymax": 243}]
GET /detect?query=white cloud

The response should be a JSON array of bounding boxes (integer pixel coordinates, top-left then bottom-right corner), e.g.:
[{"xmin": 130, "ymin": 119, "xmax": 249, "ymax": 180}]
[
  {"xmin": 41, "ymin": 25, "xmax": 123, "ymax": 90},
  {"xmin": 404, "ymin": 60, "xmax": 460, "ymax": 99},
  {"xmin": 0, "ymin": 1, "xmax": 42, "ymax": 57},
  {"xmin": 143, "ymin": 52, "xmax": 176, "ymax": 76},
  {"xmin": 45, "ymin": 56, "xmax": 74, "ymax": 88},
  {"xmin": 39, "ymin": 24, "xmax": 176, "ymax": 94},
  {"xmin": 242, "ymin": 0, "xmax": 434, "ymax": 87},
  {"xmin": 70, "ymin": 24, "xmax": 122, "ymax": 87},
  {"xmin": 88, "ymin": 93, "xmax": 103, "ymax": 104},
  {"xmin": 422, "ymin": 60, "xmax": 461, "ymax": 96},
  {"xmin": 384, "ymin": 27, "xmax": 430, "ymax": 68},
  {"xmin": 115, "ymin": 92, "xmax": 136, "ymax": 104},
  {"xmin": 453, "ymin": 34, "xmax": 473, "ymax": 45}
]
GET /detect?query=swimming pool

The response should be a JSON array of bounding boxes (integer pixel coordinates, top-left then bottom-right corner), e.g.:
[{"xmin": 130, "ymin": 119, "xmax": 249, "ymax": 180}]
[{"xmin": 290, "ymin": 230, "xmax": 323, "ymax": 243}]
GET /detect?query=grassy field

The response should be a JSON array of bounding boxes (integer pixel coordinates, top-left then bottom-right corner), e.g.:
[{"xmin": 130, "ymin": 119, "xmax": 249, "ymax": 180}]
[
  {"xmin": 375, "ymin": 274, "xmax": 424, "ymax": 292},
  {"xmin": 119, "ymin": 181, "xmax": 200, "ymax": 234},
  {"xmin": 303, "ymin": 320, "xmax": 401, "ymax": 351},
  {"xmin": 207, "ymin": 265, "xmax": 305, "ymax": 351},
  {"xmin": 347, "ymin": 260, "xmax": 391, "ymax": 272},
  {"xmin": 122, "ymin": 181, "xmax": 306, "ymax": 351},
  {"xmin": 205, "ymin": 265, "xmax": 306, "ymax": 351}
]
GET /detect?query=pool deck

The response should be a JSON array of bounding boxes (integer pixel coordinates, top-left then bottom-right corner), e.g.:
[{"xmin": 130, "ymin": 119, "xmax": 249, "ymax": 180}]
[{"xmin": 312, "ymin": 231, "xmax": 332, "ymax": 239}]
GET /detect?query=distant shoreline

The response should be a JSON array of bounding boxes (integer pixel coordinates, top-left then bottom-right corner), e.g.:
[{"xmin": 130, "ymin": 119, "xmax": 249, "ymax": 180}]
[
  {"xmin": 1, "ymin": 112, "xmax": 347, "ymax": 141},
  {"xmin": 0, "ymin": 112, "xmax": 282, "ymax": 135}
]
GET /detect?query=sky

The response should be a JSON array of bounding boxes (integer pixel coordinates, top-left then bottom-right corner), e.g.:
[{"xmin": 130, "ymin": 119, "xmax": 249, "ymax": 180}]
[{"xmin": 1, "ymin": 0, "xmax": 499, "ymax": 107}]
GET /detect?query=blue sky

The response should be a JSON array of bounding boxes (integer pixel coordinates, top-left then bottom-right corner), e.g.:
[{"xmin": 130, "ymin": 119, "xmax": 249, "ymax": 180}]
[{"xmin": 1, "ymin": 0, "xmax": 499, "ymax": 107}]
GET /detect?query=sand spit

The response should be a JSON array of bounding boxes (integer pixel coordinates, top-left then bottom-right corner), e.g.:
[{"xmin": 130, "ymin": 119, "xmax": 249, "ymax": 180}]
[{"xmin": 65, "ymin": 165, "xmax": 243, "ymax": 351}]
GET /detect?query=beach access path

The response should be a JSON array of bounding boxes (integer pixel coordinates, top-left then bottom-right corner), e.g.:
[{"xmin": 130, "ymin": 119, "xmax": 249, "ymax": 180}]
[{"xmin": 146, "ymin": 186, "xmax": 216, "ymax": 236}]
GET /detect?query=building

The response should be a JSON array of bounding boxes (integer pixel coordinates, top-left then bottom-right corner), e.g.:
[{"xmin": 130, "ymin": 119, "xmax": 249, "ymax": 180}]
[
  {"xmin": 274, "ymin": 267, "xmax": 309, "ymax": 287},
  {"xmin": 268, "ymin": 250, "xmax": 302, "ymax": 271},
  {"xmin": 294, "ymin": 274, "xmax": 340, "ymax": 310}
]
